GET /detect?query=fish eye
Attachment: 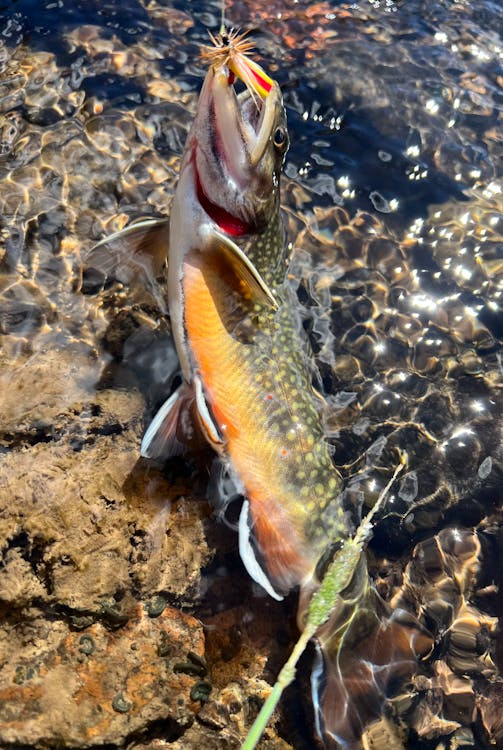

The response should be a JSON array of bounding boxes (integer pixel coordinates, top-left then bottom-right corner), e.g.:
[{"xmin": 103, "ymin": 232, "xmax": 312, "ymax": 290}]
[{"xmin": 273, "ymin": 127, "xmax": 288, "ymax": 150}]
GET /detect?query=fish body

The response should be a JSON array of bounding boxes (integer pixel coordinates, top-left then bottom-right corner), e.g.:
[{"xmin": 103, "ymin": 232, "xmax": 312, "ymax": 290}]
[
  {"xmin": 146, "ymin": 49, "xmax": 347, "ymax": 599},
  {"xmin": 89, "ymin": 37, "xmax": 432, "ymax": 748},
  {"xmin": 153, "ymin": 44, "xmax": 432, "ymax": 747},
  {"xmin": 182, "ymin": 244, "xmax": 346, "ymax": 596}
]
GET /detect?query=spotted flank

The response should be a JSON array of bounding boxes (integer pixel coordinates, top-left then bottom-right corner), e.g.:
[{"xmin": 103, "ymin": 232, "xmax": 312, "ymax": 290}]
[{"xmin": 182, "ymin": 245, "xmax": 349, "ymax": 593}]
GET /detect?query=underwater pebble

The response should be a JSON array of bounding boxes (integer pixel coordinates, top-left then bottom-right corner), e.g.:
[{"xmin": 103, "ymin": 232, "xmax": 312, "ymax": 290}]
[{"xmin": 398, "ymin": 471, "xmax": 418, "ymax": 504}]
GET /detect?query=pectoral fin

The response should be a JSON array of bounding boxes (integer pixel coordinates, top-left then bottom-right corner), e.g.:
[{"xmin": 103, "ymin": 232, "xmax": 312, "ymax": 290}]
[
  {"xmin": 141, "ymin": 376, "xmax": 224, "ymax": 460},
  {"xmin": 141, "ymin": 384, "xmax": 192, "ymax": 459},
  {"xmin": 204, "ymin": 227, "xmax": 278, "ymax": 309},
  {"xmin": 85, "ymin": 217, "xmax": 169, "ymax": 284}
]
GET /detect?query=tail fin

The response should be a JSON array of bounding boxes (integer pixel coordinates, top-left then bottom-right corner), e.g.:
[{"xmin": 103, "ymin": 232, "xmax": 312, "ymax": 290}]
[{"xmin": 311, "ymin": 572, "xmax": 432, "ymax": 749}]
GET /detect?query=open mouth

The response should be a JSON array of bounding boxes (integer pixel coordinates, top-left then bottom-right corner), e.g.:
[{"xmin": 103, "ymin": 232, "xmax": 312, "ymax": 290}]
[
  {"xmin": 192, "ymin": 66, "xmax": 277, "ymax": 237},
  {"xmin": 194, "ymin": 166, "xmax": 252, "ymax": 236}
]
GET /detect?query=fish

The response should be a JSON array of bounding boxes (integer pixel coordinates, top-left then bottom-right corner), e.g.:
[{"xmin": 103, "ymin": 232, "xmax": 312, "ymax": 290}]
[
  {"xmin": 86, "ymin": 31, "xmax": 432, "ymax": 747},
  {"xmin": 140, "ymin": 30, "xmax": 350, "ymax": 602}
]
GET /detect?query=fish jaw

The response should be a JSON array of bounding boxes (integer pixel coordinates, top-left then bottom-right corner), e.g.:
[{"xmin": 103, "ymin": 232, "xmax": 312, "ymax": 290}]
[{"xmin": 204, "ymin": 65, "xmax": 283, "ymax": 172}]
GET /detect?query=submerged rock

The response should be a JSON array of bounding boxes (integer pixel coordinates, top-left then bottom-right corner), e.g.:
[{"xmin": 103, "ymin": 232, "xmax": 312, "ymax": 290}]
[{"xmin": 0, "ymin": 606, "xmax": 204, "ymax": 747}]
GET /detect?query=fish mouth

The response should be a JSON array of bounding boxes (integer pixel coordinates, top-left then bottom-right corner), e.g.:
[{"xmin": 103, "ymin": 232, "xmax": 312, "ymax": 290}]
[
  {"xmin": 194, "ymin": 168, "xmax": 251, "ymax": 236},
  {"xmin": 193, "ymin": 64, "xmax": 279, "ymax": 237},
  {"xmin": 210, "ymin": 66, "xmax": 278, "ymax": 169}
]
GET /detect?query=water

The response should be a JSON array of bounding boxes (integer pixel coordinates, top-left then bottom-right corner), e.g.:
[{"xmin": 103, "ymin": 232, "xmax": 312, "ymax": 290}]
[{"xmin": 0, "ymin": 1, "xmax": 502, "ymax": 748}]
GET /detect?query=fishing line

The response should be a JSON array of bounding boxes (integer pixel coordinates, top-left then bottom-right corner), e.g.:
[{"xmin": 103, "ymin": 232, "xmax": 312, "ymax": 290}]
[{"xmin": 219, "ymin": 0, "xmax": 226, "ymax": 35}]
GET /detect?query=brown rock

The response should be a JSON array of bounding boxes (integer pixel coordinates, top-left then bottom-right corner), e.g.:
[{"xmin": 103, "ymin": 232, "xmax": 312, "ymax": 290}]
[
  {"xmin": 0, "ymin": 346, "xmax": 210, "ymax": 612},
  {"xmin": 0, "ymin": 606, "xmax": 204, "ymax": 747},
  {"xmin": 410, "ymin": 687, "xmax": 461, "ymax": 740},
  {"xmin": 432, "ymin": 661, "xmax": 475, "ymax": 725}
]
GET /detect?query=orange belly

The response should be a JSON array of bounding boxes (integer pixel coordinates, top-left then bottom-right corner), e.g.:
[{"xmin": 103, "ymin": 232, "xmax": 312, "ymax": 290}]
[{"xmin": 183, "ymin": 252, "xmax": 313, "ymax": 591}]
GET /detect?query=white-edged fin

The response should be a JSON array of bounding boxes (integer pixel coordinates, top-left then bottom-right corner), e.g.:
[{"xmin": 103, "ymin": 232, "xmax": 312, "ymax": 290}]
[
  {"xmin": 194, "ymin": 375, "xmax": 224, "ymax": 448},
  {"xmin": 141, "ymin": 384, "xmax": 191, "ymax": 459},
  {"xmin": 238, "ymin": 500, "xmax": 284, "ymax": 601},
  {"xmin": 205, "ymin": 227, "xmax": 278, "ymax": 310},
  {"xmin": 85, "ymin": 217, "xmax": 169, "ymax": 283}
]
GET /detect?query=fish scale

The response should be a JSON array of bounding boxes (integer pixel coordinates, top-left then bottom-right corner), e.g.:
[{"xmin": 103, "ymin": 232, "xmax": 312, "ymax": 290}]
[
  {"xmin": 238, "ymin": 208, "xmax": 287, "ymax": 287},
  {"xmin": 183, "ymin": 244, "xmax": 346, "ymax": 594}
]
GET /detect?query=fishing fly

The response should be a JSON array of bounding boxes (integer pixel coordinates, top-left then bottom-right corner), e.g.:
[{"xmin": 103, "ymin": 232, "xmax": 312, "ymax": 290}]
[{"xmin": 201, "ymin": 27, "xmax": 274, "ymax": 104}]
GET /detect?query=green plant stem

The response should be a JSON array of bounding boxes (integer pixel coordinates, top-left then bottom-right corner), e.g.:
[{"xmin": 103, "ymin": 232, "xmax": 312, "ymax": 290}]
[{"xmin": 240, "ymin": 624, "xmax": 316, "ymax": 750}]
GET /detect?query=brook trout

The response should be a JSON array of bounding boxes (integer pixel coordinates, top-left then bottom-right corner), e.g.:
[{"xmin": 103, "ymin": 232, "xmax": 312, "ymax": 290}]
[
  {"xmin": 88, "ymin": 32, "xmax": 432, "ymax": 748},
  {"xmin": 141, "ymin": 35, "xmax": 349, "ymax": 601}
]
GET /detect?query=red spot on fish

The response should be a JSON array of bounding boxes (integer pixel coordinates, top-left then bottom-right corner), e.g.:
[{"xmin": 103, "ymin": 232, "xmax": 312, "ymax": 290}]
[
  {"xmin": 280, "ymin": 448, "xmax": 289, "ymax": 458},
  {"xmin": 265, "ymin": 394, "xmax": 273, "ymax": 401}
]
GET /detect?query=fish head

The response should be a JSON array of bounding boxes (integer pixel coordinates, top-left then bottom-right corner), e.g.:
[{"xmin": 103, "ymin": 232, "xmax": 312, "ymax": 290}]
[{"xmin": 188, "ymin": 60, "xmax": 288, "ymax": 237}]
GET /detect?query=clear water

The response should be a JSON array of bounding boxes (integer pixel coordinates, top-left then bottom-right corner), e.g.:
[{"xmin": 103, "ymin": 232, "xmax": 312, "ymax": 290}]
[{"xmin": 0, "ymin": 1, "xmax": 502, "ymax": 748}]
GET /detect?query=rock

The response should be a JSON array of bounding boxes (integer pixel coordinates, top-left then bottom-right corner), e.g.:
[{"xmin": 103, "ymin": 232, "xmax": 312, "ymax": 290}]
[
  {"xmin": 0, "ymin": 395, "xmax": 210, "ymax": 611},
  {"xmin": 477, "ymin": 682, "xmax": 503, "ymax": 744},
  {"xmin": 0, "ymin": 606, "xmax": 204, "ymax": 747}
]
